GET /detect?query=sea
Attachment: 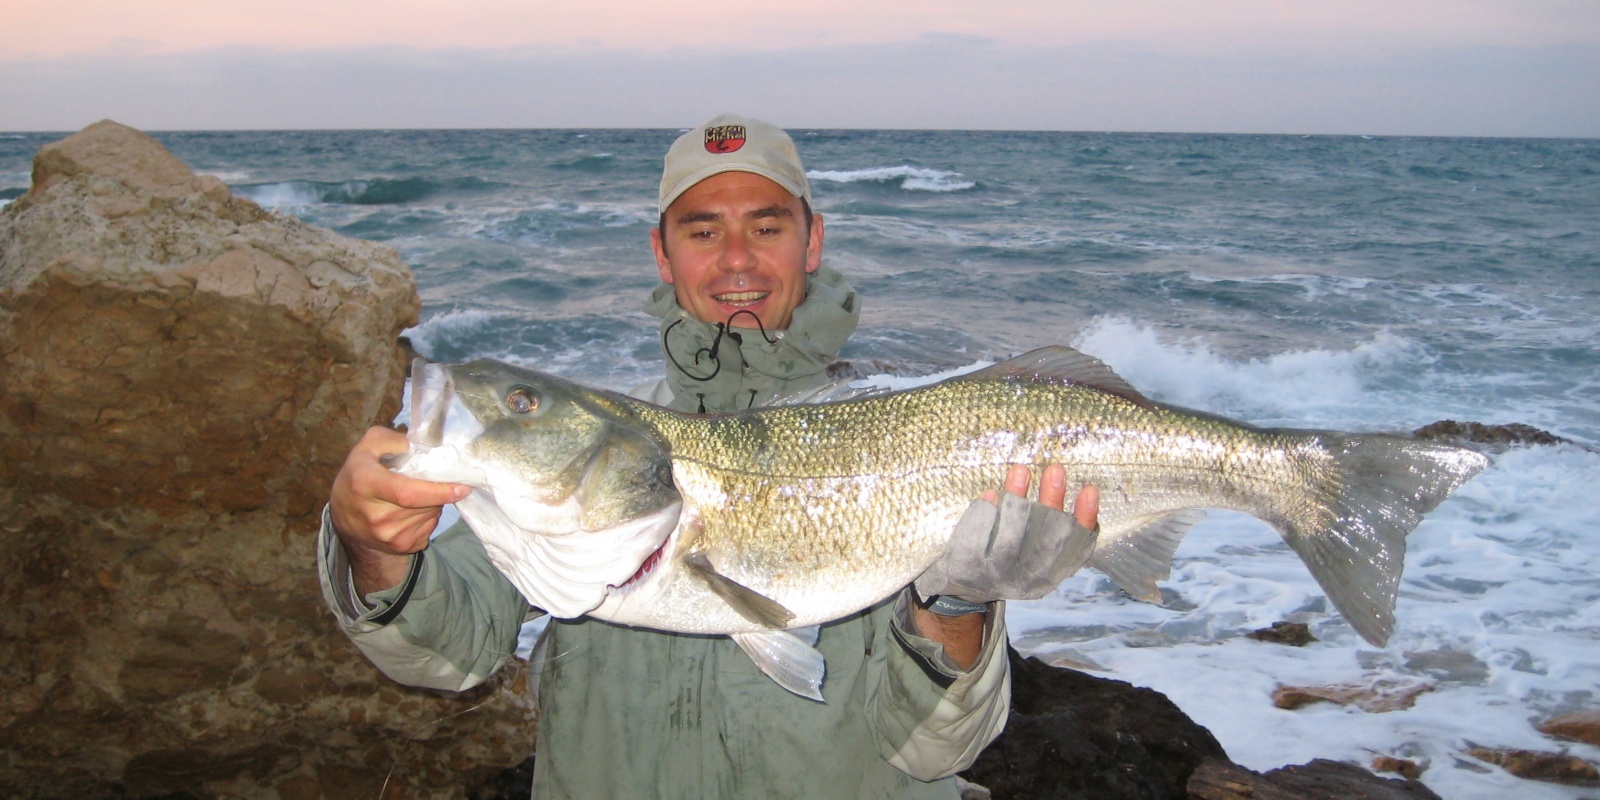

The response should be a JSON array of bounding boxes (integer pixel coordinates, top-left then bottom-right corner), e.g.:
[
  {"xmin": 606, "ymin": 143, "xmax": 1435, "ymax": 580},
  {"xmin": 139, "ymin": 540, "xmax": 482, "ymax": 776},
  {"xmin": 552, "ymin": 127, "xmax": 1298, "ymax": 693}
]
[{"xmin": 4, "ymin": 128, "xmax": 1598, "ymax": 798}]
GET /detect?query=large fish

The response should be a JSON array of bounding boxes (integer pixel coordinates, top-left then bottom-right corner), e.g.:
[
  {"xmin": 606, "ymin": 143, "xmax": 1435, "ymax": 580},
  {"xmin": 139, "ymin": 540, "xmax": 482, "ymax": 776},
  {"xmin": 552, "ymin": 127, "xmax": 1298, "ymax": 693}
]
[{"xmin": 390, "ymin": 346, "xmax": 1490, "ymax": 700}]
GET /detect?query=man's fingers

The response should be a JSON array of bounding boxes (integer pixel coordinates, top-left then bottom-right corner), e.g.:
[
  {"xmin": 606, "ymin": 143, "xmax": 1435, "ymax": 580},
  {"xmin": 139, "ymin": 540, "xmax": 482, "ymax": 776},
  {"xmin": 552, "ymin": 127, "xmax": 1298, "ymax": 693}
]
[
  {"xmin": 387, "ymin": 471, "xmax": 471, "ymax": 508},
  {"xmin": 1038, "ymin": 464, "xmax": 1067, "ymax": 511},
  {"xmin": 1073, "ymin": 484, "xmax": 1101, "ymax": 531},
  {"xmin": 1002, "ymin": 464, "xmax": 1031, "ymax": 497}
]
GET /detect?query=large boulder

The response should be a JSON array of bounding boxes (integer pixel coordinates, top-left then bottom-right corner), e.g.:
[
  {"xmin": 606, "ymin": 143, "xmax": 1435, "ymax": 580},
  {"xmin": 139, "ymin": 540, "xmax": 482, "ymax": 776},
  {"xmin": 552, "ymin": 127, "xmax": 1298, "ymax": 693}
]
[
  {"xmin": 0, "ymin": 121, "xmax": 537, "ymax": 798},
  {"xmin": 961, "ymin": 647, "xmax": 1229, "ymax": 798}
]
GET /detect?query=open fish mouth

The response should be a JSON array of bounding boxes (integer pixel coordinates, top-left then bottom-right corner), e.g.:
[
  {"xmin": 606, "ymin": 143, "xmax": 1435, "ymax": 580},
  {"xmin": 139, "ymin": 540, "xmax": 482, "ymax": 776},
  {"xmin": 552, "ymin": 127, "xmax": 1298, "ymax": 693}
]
[{"xmin": 407, "ymin": 358, "xmax": 482, "ymax": 451}]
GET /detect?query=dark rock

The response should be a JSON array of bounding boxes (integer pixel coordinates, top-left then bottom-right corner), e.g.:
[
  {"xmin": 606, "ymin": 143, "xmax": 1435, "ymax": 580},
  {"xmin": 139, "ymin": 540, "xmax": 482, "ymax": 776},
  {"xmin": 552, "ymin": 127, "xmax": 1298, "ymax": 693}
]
[
  {"xmin": 1188, "ymin": 757, "xmax": 1443, "ymax": 799},
  {"xmin": 1411, "ymin": 419, "xmax": 1572, "ymax": 451},
  {"xmin": 961, "ymin": 646, "xmax": 1229, "ymax": 799},
  {"xmin": 1246, "ymin": 621, "xmax": 1316, "ymax": 647}
]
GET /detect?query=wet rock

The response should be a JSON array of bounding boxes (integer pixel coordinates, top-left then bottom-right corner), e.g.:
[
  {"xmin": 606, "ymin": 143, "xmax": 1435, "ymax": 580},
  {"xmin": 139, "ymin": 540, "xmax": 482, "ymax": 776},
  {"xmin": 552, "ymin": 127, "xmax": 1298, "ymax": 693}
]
[
  {"xmin": 1538, "ymin": 709, "xmax": 1600, "ymax": 747},
  {"xmin": 1411, "ymin": 420, "xmax": 1572, "ymax": 451},
  {"xmin": 1246, "ymin": 621, "xmax": 1317, "ymax": 647},
  {"xmin": 961, "ymin": 646, "xmax": 1229, "ymax": 799},
  {"xmin": 0, "ymin": 120, "xmax": 536, "ymax": 798},
  {"xmin": 1403, "ymin": 649, "xmax": 1489, "ymax": 685},
  {"xmin": 1467, "ymin": 747, "xmax": 1600, "ymax": 786},
  {"xmin": 1271, "ymin": 678, "xmax": 1433, "ymax": 713},
  {"xmin": 1370, "ymin": 755, "xmax": 1423, "ymax": 780},
  {"xmin": 1188, "ymin": 757, "xmax": 1443, "ymax": 799}
]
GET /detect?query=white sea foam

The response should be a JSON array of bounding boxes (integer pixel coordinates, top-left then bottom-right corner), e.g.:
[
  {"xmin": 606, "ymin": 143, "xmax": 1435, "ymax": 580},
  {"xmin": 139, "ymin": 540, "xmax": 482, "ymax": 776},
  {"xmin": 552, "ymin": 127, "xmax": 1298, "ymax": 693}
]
[
  {"xmin": 807, "ymin": 165, "xmax": 976, "ymax": 192},
  {"xmin": 844, "ymin": 325, "xmax": 1600, "ymax": 797},
  {"xmin": 1009, "ymin": 444, "xmax": 1600, "ymax": 800},
  {"xmin": 235, "ymin": 180, "xmax": 340, "ymax": 208}
]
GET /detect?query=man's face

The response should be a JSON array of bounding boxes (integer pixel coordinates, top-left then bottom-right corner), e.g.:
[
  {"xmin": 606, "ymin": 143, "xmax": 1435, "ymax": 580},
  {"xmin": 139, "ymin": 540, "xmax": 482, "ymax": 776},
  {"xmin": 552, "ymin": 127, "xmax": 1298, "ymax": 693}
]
[{"xmin": 651, "ymin": 171, "xmax": 823, "ymax": 331}]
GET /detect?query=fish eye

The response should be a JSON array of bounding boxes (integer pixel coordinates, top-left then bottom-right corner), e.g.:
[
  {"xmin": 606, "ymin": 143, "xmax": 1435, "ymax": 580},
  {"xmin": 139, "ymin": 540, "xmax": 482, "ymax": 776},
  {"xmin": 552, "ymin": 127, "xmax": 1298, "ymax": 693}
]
[{"xmin": 506, "ymin": 386, "xmax": 540, "ymax": 414}]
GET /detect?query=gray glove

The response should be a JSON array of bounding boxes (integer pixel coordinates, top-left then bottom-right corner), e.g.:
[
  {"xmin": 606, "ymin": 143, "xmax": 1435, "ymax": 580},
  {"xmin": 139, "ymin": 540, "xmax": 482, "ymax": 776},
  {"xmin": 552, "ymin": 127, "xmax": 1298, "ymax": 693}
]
[{"xmin": 914, "ymin": 491, "xmax": 1098, "ymax": 606}]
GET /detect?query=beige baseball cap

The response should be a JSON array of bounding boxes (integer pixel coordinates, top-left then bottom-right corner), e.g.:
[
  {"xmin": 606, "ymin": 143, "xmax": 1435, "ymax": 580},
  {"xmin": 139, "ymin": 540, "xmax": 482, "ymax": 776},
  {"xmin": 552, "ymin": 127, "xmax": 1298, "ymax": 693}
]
[{"xmin": 658, "ymin": 113, "xmax": 811, "ymax": 212}]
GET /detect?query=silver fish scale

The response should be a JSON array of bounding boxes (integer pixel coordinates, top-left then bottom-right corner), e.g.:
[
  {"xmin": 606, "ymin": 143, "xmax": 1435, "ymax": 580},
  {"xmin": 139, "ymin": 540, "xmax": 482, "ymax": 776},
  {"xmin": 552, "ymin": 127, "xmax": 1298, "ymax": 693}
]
[{"xmin": 630, "ymin": 376, "xmax": 1330, "ymax": 608}]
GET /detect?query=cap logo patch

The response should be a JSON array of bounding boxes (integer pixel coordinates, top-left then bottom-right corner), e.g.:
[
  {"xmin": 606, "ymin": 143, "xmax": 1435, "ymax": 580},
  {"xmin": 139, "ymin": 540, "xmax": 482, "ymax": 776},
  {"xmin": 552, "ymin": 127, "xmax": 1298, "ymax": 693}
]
[{"xmin": 704, "ymin": 125, "xmax": 747, "ymax": 154}]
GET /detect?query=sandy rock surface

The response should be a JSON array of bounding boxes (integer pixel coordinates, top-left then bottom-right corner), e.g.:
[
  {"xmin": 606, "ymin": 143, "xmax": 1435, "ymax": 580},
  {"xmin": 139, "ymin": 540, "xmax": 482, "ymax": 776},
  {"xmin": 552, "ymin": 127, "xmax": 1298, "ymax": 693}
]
[{"xmin": 0, "ymin": 120, "xmax": 537, "ymax": 799}]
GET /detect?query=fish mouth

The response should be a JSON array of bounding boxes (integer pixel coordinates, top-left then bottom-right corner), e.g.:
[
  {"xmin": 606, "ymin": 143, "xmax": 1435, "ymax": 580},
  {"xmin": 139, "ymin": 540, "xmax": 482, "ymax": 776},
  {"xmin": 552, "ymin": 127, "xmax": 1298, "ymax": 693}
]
[
  {"xmin": 612, "ymin": 541, "xmax": 667, "ymax": 590},
  {"xmin": 606, "ymin": 517, "xmax": 683, "ymax": 595},
  {"xmin": 408, "ymin": 358, "xmax": 451, "ymax": 449}
]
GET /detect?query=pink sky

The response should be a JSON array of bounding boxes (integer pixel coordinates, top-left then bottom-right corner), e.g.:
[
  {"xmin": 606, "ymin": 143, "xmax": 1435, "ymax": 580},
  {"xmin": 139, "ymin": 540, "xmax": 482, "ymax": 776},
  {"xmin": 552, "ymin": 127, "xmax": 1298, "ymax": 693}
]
[
  {"xmin": 2, "ymin": 0, "xmax": 1597, "ymax": 134},
  {"xmin": 6, "ymin": 0, "xmax": 1591, "ymax": 58}
]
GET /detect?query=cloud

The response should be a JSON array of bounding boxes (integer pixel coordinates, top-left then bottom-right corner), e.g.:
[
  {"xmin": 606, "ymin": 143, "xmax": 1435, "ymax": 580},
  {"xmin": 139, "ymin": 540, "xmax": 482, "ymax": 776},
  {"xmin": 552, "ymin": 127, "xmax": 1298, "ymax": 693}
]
[{"xmin": 2, "ymin": 37, "xmax": 1597, "ymax": 137}]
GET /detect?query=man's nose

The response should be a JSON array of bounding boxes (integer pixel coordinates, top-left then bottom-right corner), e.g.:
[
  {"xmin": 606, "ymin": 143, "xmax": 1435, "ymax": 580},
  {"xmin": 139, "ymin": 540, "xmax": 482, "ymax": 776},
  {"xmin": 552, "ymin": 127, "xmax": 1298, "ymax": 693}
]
[{"xmin": 721, "ymin": 233, "xmax": 755, "ymax": 272}]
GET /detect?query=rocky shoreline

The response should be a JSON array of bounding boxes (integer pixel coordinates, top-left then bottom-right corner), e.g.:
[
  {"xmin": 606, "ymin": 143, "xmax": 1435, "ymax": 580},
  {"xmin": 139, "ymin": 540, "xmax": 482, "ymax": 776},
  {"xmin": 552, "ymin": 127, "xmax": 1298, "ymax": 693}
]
[{"xmin": 3, "ymin": 121, "xmax": 1593, "ymax": 799}]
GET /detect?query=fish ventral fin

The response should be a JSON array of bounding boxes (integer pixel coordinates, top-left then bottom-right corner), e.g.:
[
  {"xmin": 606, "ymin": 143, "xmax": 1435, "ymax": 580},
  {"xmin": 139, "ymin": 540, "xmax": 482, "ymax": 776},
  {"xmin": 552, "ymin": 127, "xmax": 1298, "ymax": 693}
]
[
  {"xmin": 730, "ymin": 631, "xmax": 826, "ymax": 702},
  {"xmin": 684, "ymin": 552, "xmax": 796, "ymax": 629},
  {"xmin": 964, "ymin": 346, "xmax": 1151, "ymax": 407},
  {"xmin": 1088, "ymin": 510, "xmax": 1207, "ymax": 602}
]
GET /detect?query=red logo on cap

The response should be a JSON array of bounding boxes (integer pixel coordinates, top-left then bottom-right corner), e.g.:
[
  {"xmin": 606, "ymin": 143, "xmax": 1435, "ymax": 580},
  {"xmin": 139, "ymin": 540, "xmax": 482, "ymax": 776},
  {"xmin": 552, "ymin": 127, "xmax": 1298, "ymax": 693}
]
[{"xmin": 704, "ymin": 125, "xmax": 747, "ymax": 154}]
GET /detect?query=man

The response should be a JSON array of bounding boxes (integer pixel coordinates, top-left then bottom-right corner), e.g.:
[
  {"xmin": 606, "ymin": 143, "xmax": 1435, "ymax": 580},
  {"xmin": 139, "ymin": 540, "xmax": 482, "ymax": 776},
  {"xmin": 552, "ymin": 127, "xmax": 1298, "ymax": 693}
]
[{"xmin": 319, "ymin": 114, "xmax": 1099, "ymax": 798}]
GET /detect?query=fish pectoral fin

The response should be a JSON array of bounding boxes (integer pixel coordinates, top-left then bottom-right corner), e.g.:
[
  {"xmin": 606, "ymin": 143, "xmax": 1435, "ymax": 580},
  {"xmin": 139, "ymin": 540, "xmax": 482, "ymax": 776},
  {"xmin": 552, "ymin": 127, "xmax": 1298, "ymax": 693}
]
[
  {"xmin": 731, "ymin": 630, "xmax": 826, "ymax": 702},
  {"xmin": 683, "ymin": 553, "xmax": 796, "ymax": 629},
  {"xmin": 1087, "ymin": 509, "xmax": 1206, "ymax": 603}
]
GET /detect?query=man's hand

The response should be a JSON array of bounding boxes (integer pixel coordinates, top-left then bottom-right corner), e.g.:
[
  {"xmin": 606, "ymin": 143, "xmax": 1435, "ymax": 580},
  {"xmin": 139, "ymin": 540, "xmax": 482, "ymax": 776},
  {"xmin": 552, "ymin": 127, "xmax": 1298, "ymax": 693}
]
[
  {"xmin": 916, "ymin": 464, "xmax": 1100, "ymax": 604},
  {"xmin": 330, "ymin": 427, "xmax": 470, "ymax": 596},
  {"xmin": 910, "ymin": 465, "xmax": 1100, "ymax": 668}
]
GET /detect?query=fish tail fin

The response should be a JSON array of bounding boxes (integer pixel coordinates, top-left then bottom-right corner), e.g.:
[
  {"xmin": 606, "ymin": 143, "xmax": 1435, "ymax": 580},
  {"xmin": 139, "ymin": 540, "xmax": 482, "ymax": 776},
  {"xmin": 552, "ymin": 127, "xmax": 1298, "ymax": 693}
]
[{"xmin": 1275, "ymin": 433, "xmax": 1490, "ymax": 646}]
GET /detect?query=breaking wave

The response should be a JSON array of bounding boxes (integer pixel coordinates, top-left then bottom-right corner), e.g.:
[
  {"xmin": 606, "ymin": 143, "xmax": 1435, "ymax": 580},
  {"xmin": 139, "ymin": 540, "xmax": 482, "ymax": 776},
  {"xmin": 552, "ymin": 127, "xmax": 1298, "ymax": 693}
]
[{"xmin": 807, "ymin": 165, "xmax": 976, "ymax": 192}]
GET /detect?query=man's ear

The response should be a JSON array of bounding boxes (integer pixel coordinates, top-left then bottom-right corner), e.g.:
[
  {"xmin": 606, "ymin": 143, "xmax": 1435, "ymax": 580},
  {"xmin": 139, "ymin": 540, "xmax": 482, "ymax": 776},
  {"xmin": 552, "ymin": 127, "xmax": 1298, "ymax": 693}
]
[
  {"xmin": 651, "ymin": 226, "xmax": 675, "ymax": 283},
  {"xmin": 805, "ymin": 213, "xmax": 825, "ymax": 274}
]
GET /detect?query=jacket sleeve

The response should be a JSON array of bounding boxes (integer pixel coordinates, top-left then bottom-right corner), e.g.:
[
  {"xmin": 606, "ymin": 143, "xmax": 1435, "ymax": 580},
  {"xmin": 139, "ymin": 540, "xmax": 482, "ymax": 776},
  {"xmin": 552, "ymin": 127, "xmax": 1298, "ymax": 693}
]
[
  {"xmin": 865, "ymin": 590, "xmax": 1011, "ymax": 781},
  {"xmin": 317, "ymin": 506, "xmax": 536, "ymax": 691}
]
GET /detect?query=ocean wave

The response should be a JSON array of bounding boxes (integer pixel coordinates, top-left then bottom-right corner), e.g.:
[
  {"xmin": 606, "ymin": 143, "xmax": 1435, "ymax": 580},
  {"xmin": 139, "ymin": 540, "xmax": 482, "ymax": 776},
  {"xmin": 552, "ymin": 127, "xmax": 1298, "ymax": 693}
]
[
  {"xmin": 1068, "ymin": 316, "xmax": 1426, "ymax": 426},
  {"xmin": 234, "ymin": 176, "xmax": 505, "ymax": 208},
  {"xmin": 807, "ymin": 165, "xmax": 976, "ymax": 192}
]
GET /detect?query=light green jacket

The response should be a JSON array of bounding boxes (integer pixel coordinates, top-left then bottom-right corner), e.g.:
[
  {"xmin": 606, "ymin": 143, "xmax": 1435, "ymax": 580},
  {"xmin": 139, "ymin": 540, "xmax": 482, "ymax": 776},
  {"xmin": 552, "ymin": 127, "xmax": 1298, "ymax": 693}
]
[{"xmin": 317, "ymin": 272, "xmax": 1011, "ymax": 798}]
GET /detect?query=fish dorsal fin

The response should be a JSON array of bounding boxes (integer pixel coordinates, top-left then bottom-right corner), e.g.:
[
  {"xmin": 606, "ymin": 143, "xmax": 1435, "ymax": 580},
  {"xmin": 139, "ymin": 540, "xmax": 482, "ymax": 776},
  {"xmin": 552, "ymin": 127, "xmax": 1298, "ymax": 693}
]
[
  {"xmin": 1087, "ymin": 509, "xmax": 1207, "ymax": 602},
  {"xmin": 769, "ymin": 375, "xmax": 894, "ymax": 407},
  {"xmin": 730, "ymin": 630, "xmax": 826, "ymax": 702},
  {"xmin": 684, "ymin": 552, "xmax": 796, "ymax": 629},
  {"xmin": 962, "ymin": 346, "xmax": 1150, "ymax": 407}
]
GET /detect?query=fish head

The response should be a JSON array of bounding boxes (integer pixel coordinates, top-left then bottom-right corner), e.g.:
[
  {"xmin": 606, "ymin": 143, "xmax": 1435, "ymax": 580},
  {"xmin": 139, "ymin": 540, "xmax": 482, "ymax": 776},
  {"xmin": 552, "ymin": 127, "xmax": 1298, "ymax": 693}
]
[{"xmin": 398, "ymin": 357, "xmax": 684, "ymax": 617}]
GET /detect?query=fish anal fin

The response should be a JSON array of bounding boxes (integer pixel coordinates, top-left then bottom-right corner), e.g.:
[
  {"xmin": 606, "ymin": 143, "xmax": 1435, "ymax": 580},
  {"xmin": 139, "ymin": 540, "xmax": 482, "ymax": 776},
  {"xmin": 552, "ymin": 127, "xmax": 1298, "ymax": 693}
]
[
  {"xmin": 1088, "ymin": 509, "xmax": 1207, "ymax": 603},
  {"xmin": 684, "ymin": 552, "xmax": 796, "ymax": 629},
  {"xmin": 731, "ymin": 630, "xmax": 826, "ymax": 702},
  {"xmin": 964, "ymin": 345, "xmax": 1151, "ymax": 407}
]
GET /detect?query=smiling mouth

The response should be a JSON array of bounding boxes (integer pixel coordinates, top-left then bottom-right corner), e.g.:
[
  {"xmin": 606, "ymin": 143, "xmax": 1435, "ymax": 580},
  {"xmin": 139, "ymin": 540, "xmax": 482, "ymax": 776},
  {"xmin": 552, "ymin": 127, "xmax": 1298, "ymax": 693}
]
[{"xmin": 714, "ymin": 291, "xmax": 769, "ymax": 306}]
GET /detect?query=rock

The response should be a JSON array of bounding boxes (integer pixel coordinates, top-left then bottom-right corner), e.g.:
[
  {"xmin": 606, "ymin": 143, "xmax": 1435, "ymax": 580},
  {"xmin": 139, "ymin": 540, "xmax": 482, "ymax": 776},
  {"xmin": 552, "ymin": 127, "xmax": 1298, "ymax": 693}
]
[
  {"xmin": 1370, "ymin": 755, "xmax": 1423, "ymax": 780},
  {"xmin": 960, "ymin": 646, "xmax": 1229, "ymax": 799},
  {"xmin": 1188, "ymin": 757, "xmax": 1443, "ymax": 799},
  {"xmin": 1402, "ymin": 649, "xmax": 1489, "ymax": 685},
  {"xmin": 1246, "ymin": 621, "xmax": 1317, "ymax": 647},
  {"xmin": 1411, "ymin": 419, "xmax": 1571, "ymax": 451},
  {"xmin": 0, "ymin": 121, "xmax": 537, "ymax": 798},
  {"xmin": 1271, "ymin": 678, "xmax": 1433, "ymax": 713},
  {"xmin": 1467, "ymin": 747, "xmax": 1600, "ymax": 786},
  {"xmin": 1539, "ymin": 709, "xmax": 1600, "ymax": 747}
]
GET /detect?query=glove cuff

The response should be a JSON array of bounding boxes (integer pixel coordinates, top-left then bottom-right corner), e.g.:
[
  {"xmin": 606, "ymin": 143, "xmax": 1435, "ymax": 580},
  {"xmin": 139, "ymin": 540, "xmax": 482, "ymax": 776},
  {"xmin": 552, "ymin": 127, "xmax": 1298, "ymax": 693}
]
[{"xmin": 922, "ymin": 595, "xmax": 989, "ymax": 616}]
